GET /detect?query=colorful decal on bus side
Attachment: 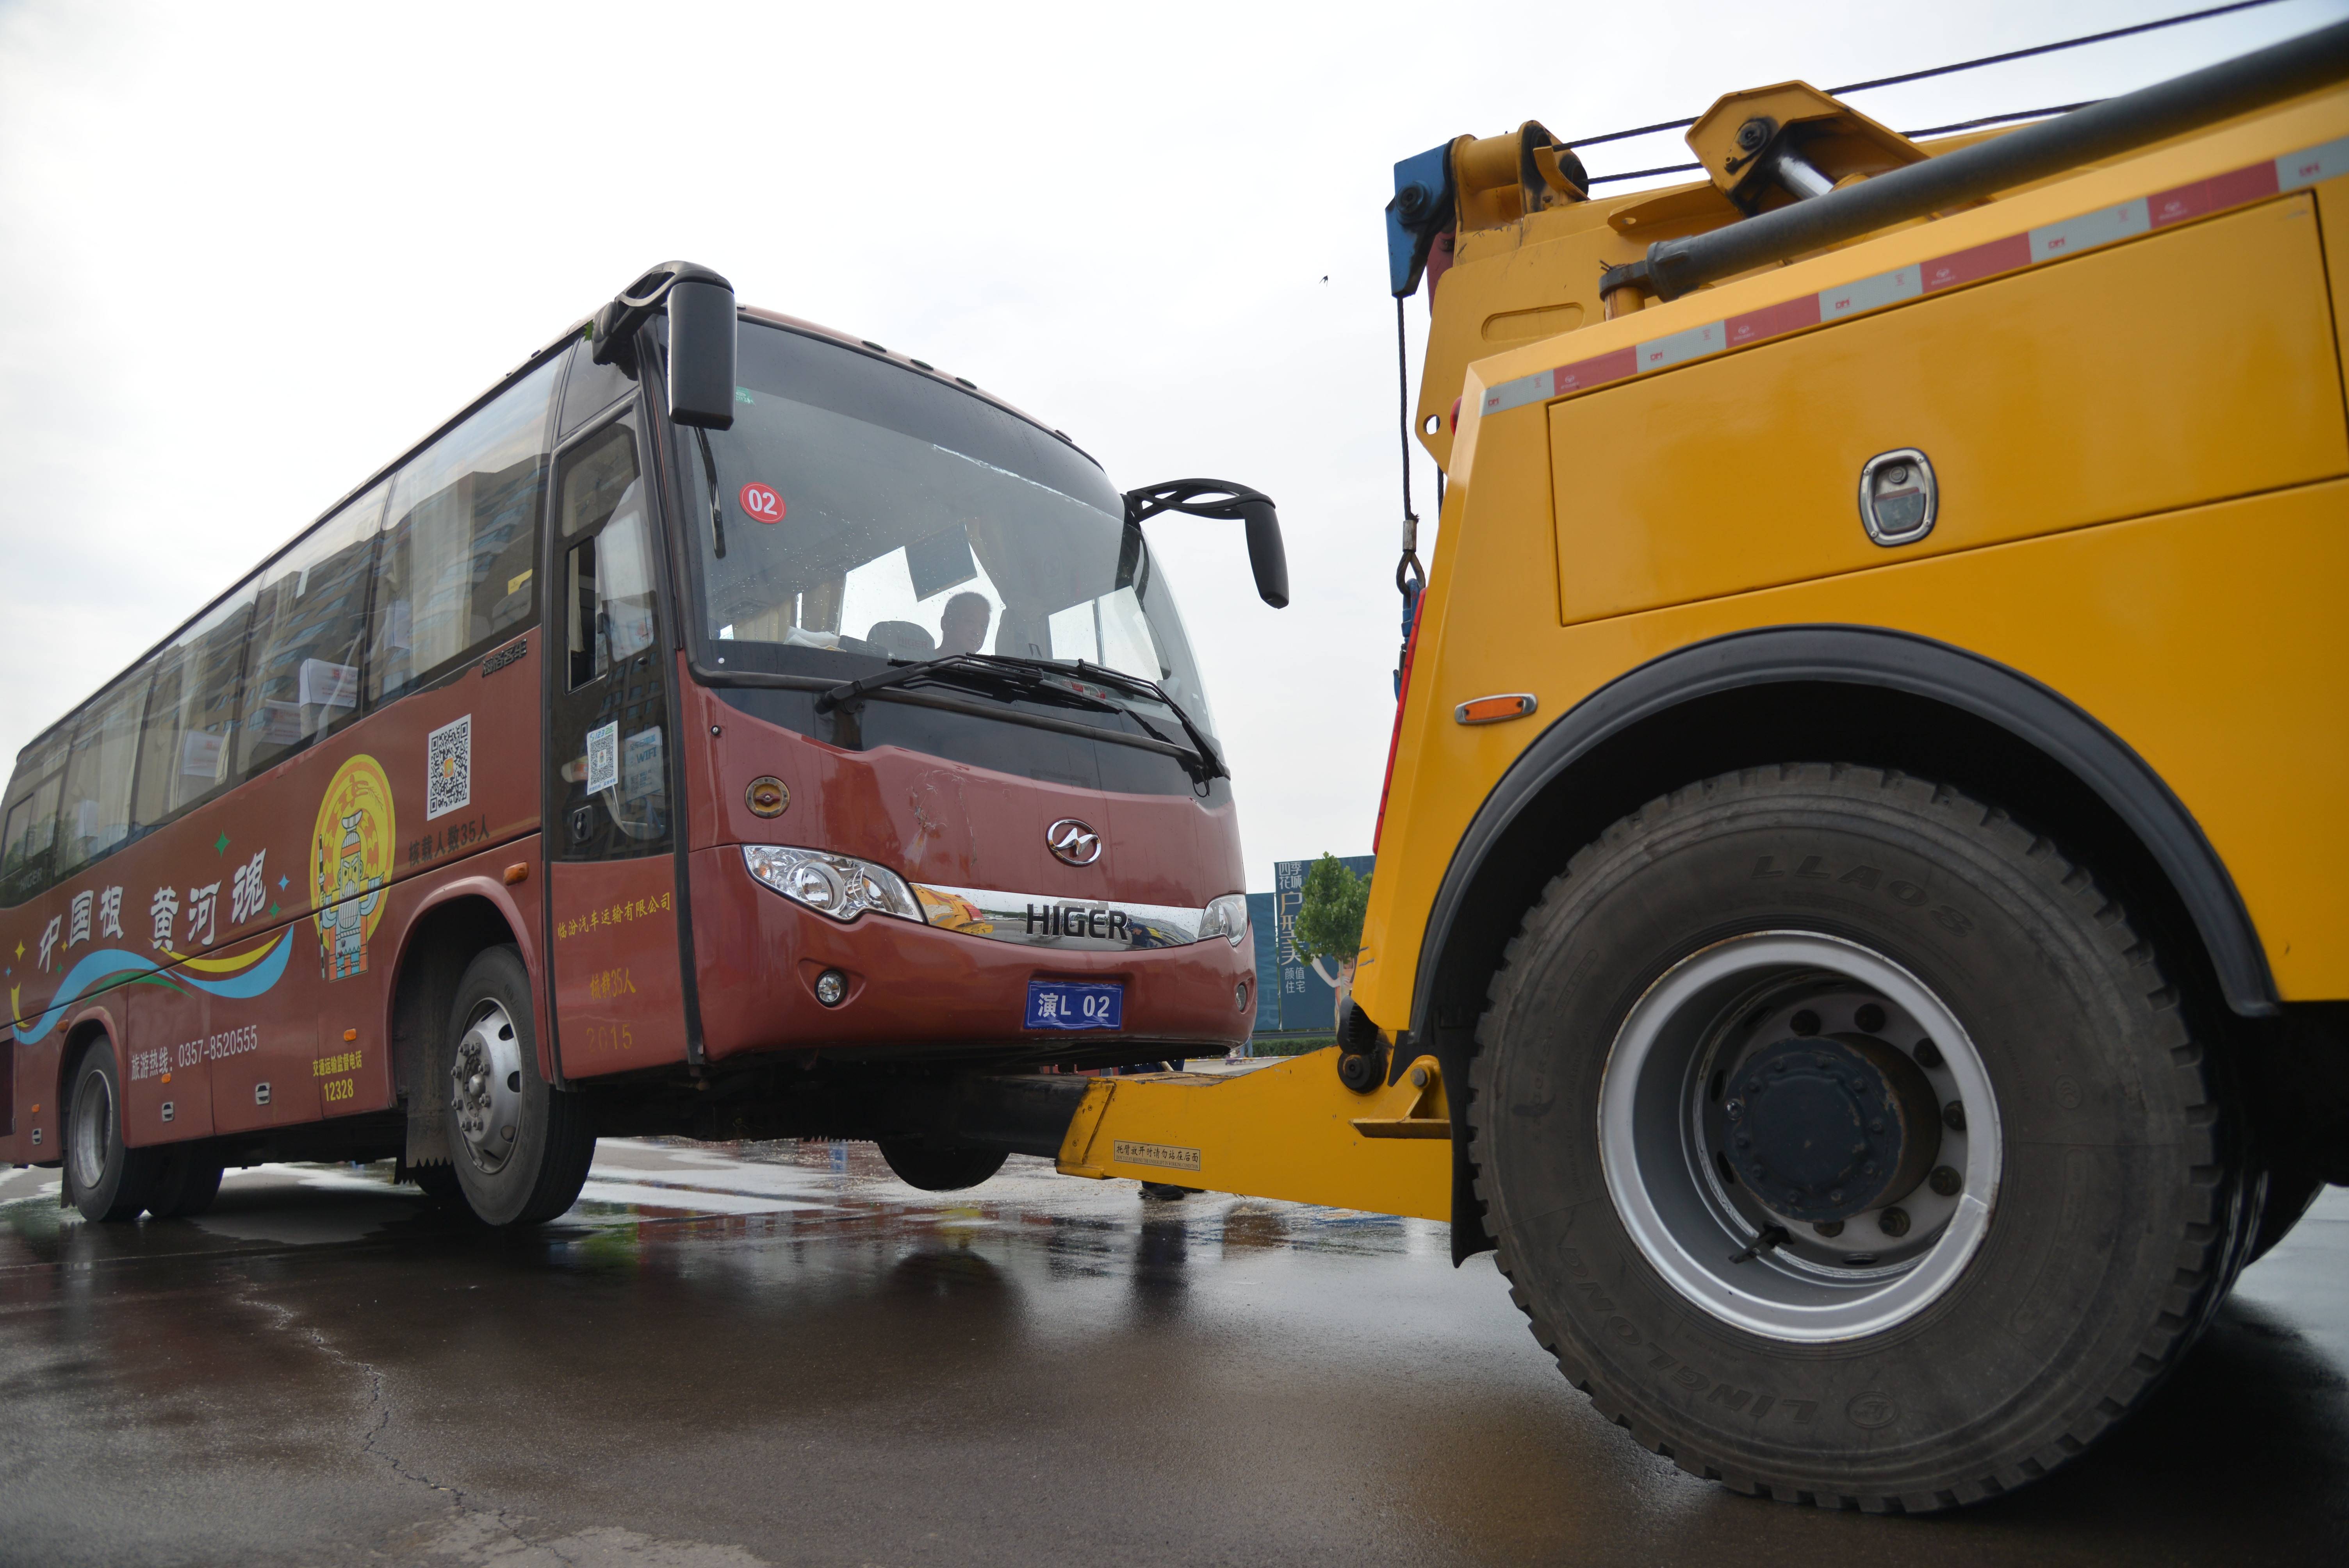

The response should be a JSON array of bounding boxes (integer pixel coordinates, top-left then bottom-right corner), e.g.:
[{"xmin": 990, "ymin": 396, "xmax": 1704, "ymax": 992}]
[
  {"xmin": 8, "ymin": 926, "xmax": 296, "ymax": 1046},
  {"xmin": 311, "ymin": 755, "xmax": 396, "ymax": 981}
]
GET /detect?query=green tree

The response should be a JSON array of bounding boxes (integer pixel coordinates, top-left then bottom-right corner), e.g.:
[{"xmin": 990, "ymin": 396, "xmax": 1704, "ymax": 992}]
[{"xmin": 1291, "ymin": 854, "xmax": 1369, "ymax": 968}]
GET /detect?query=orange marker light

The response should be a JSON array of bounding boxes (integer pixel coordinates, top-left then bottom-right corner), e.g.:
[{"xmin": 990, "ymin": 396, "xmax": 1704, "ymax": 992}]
[
  {"xmin": 344, "ymin": 1028, "xmax": 358, "ymax": 1042},
  {"xmin": 1454, "ymin": 693, "xmax": 1539, "ymax": 725},
  {"xmin": 503, "ymin": 863, "xmax": 530, "ymax": 885}
]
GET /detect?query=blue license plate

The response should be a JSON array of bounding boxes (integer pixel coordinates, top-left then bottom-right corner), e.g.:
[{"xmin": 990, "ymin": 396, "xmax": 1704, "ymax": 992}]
[{"xmin": 1025, "ymin": 980, "xmax": 1123, "ymax": 1031}]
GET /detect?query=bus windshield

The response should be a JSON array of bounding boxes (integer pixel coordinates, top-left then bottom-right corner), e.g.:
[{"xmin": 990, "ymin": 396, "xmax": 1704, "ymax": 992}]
[{"xmin": 686, "ymin": 322, "xmax": 1216, "ymax": 737}]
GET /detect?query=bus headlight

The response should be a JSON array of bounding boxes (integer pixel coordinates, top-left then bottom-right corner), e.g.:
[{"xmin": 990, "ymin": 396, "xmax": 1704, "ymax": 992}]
[
  {"xmin": 742, "ymin": 845, "xmax": 923, "ymax": 924},
  {"xmin": 1202, "ymin": 893, "xmax": 1249, "ymax": 947}
]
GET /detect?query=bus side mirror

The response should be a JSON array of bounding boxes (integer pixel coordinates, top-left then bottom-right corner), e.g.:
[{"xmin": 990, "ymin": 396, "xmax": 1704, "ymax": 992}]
[
  {"xmin": 1121, "ymin": 479, "xmax": 1290, "ymax": 609},
  {"xmin": 1236, "ymin": 497, "xmax": 1289, "ymax": 609},
  {"xmin": 590, "ymin": 260, "xmax": 737, "ymax": 431},
  {"xmin": 664, "ymin": 278, "xmax": 737, "ymax": 431}
]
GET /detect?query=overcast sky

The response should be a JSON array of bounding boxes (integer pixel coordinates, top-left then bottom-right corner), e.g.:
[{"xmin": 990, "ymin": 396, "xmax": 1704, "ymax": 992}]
[{"xmin": 2, "ymin": 0, "xmax": 2340, "ymax": 889}]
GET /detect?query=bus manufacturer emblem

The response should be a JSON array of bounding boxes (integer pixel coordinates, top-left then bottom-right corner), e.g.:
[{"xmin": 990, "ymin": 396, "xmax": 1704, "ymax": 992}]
[
  {"xmin": 745, "ymin": 776, "xmax": 790, "ymax": 818},
  {"xmin": 1046, "ymin": 819, "xmax": 1101, "ymax": 866}
]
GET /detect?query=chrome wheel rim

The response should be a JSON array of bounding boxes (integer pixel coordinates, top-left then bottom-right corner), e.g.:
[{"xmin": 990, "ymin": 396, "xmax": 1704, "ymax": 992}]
[
  {"xmin": 70, "ymin": 1070, "xmax": 114, "ymax": 1194},
  {"xmin": 451, "ymin": 1000, "xmax": 525, "ymax": 1175},
  {"xmin": 1597, "ymin": 931, "xmax": 2001, "ymax": 1342}
]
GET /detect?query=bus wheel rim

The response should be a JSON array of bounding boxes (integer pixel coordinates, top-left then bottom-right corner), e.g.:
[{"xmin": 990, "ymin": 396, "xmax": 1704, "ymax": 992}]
[
  {"xmin": 70, "ymin": 1070, "xmax": 114, "ymax": 1195},
  {"xmin": 451, "ymin": 1000, "xmax": 526, "ymax": 1176},
  {"xmin": 1596, "ymin": 930, "xmax": 2002, "ymax": 1343}
]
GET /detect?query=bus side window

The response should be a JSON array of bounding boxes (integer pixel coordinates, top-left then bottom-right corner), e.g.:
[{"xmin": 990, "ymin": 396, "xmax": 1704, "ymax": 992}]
[
  {"xmin": 134, "ymin": 582, "xmax": 260, "ymax": 826},
  {"xmin": 555, "ymin": 422, "xmax": 649, "ymax": 692},
  {"xmin": 235, "ymin": 486, "xmax": 384, "ymax": 779},
  {"xmin": 0, "ymin": 730, "xmax": 69, "ymax": 906},
  {"xmin": 549, "ymin": 415, "xmax": 669, "ymax": 857},
  {"xmin": 368, "ymin": 356, "xmax": 559, "ymax": 704},
  {"xmin": 56, "ymin": 669, "xmax": 154, "ymax": 878}
]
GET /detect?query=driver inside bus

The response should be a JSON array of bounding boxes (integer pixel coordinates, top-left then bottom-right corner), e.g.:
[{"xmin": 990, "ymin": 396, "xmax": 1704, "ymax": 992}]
[{"xmin": 939, "ymin": 591, "xmax": 992, "ymax": 656}]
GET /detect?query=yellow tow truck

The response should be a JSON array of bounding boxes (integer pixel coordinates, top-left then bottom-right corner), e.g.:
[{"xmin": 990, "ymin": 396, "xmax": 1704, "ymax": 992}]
[{"xmin": 1019, "ymin": 15, "xmax": 2349, "ymax": 1511}]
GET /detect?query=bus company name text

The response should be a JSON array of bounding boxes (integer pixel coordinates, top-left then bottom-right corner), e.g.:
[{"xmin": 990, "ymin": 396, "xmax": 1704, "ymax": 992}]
[{"xmin": 557, "ymin": 891, "xmax": 672, "ymax": 941}]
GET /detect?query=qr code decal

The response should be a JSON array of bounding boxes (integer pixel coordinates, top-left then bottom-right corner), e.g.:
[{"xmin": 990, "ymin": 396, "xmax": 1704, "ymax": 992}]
[
  {"xmin": 426, "ymin": 714, "xmax": 472, "ymax": 821},
  {"xmin": 584, "ymin": 720, "xmax": 620, "ymax": 796}
]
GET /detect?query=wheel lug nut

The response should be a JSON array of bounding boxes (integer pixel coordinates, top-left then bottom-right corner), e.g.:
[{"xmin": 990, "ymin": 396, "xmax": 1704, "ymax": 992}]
[
  {"xmin": 1929, "ymin": 1165, "xmax": 1962, "ymax": 1196},
  {"xmin": 1943, "ymin": 1100, "xmax": 1966, "ymax": 1131},
  {"xmin": 1725, "ymin": 1099, "xmax": 1745, "ymax": 1120},
  {"xmin": 1880, "ymin": 1206, "xmax": 1912, "ymax": 1237},
  {"xmin": 1813, "ymin": 1220, "xmax": 1844, "ymax": 1238}
]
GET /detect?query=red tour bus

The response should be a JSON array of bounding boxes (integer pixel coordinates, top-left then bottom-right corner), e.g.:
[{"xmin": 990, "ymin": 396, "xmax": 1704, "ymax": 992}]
[{"xmin": 0, "ymin": 262, "xmax": 1287, "ymax": 1226}]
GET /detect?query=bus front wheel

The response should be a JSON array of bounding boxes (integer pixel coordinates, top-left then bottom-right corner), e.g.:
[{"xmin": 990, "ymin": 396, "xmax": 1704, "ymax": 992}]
[
  {"xmin": 64, "ymin": 1038, "xmax": 162, "ymax": 1223},
  {"xmin": 445, "ymin": 946, "xmax": 595, "ymax": 1227},
  {"xmin": 1468, "ymin": 763, "xmax": 2258, "ymax": 1510}
]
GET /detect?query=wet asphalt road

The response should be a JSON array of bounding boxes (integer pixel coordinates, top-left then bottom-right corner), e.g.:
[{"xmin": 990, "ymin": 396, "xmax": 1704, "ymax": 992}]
[{"xmin": 1, "ymin": 1119, "xmax": 2344, "ymax": 1566}]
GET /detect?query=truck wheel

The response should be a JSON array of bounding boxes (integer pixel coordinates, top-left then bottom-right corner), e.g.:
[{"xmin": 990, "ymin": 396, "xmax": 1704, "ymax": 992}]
[
  {"xmin": 878, "ymin": 1137, "xmax": 1007, "ymax": 1191},
  {"xmin": 146, "ymin": 1147, "xmax": 225, "ymax": 1218},
  {"xmin": 446, "ymin": 946, "xmax": 595, "ymax": 1226},
  {"xmin": 64, "ymin": 1039, "xmax": 162, "ymax": 1223},
  {"xmin": 1468, "ymin": 764, "xmax": 2254, "ymax": 1511}
]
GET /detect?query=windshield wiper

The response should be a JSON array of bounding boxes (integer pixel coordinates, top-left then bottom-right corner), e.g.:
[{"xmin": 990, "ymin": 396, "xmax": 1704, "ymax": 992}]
[
  {"xmin": 814, "ymin": 653, "xmax": 1227, "ymax": 780},
  {"xmin": 813, "ymin": 654, "xmax": 1028, "ymax": 715},
  {"xmin": 1070, "ymin": 659, "xmax": 1226, "ymax": 780}
]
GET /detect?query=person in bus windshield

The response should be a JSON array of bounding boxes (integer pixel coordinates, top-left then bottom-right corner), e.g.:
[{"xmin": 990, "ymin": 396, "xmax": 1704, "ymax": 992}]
[{"xmin": 939, "ymin": 592, "xmax": 992, "ymax": 657}]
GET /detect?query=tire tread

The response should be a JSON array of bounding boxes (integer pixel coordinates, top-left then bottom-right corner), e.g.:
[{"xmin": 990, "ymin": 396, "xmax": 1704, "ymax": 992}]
[{"xmin": 1463, "ymin": 763, "xmax": 2250, "ymax": 1511}]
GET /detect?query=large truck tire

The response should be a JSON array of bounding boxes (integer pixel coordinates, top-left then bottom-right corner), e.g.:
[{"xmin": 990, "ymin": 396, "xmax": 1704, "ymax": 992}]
[
  {"xmin": 445, "ymin": 946, "xmax": 596, "ymax": 1227},
  {"xmin": 63, "ymin": 1039, "xmax": 162, "ymax": 1223},
  {"xmin": 1467, "ymin": 763, "xmax": 2256, "ymax": 1510}
]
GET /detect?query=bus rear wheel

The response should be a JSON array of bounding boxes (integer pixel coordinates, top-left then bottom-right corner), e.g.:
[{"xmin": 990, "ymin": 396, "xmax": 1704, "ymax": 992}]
[
  {"xmin": 146, "ymin": 1147, "xmax": 225, "ymax": 1218},
  {"xmin": 64, "ymin": 1039, "xmax": 162, "ymax": 1223},
  {"xmin": 1468, "ymin": 764, "xmax": 2256, "ymax": 1510},
  {"xmin": 445, "ymin": 946, "xmax": 595, "ymax": 1227},
  {"xmin": 878, "ymin": 1137, "xmax": 1008, "ymax": 1191}
]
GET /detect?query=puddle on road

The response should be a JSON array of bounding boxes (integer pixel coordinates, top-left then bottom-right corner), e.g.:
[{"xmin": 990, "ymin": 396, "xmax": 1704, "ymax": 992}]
[{"xmin": 1, "ymin": 1136, "xmax": 1448, "ymax": 1284}]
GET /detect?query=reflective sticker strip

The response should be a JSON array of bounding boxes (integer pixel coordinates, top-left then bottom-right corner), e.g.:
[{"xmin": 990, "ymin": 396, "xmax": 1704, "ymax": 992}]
[
  {"xmin": 2028, "ymin": 198, "xmax": 2149, "ymax": 262},
  {"xmin": 1726, "ymin": 294, "xmax": 1820, "ymax": 347},
  {"xmin": 2278, "ymin": 133, "xmax": 2349, "ymax": 191},
  {"xmin": 1554, "ymin": 347, "xmax": 1637, "ymax": 394},
  {"xmin": 1637, "ymin": 319, "xmax": 1724, "ymax": 371},
  {"xmin": 1476, "ymin": 131, "xmax": 2341, "ymax": 419},
  {"xmin": 1922, "ymin": 233, "xmax": 2032, "ymax": 291},
  {"xmin": 1480, "ymin": 368, "xmax": 1558, "ymax": 417},
  {"xmin": 2150, "ymin": 160, "xmax": 2279, "ymax": 225},
  {"xmin": 1819, "ymin": 262, "xmax": 1921, "ymax": 322}
]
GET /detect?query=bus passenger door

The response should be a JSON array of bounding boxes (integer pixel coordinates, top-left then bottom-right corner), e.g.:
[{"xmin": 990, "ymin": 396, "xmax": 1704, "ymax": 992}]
[{"xmin": 543, "ymin": 411, "xmax": 689, "ymax": 1076}]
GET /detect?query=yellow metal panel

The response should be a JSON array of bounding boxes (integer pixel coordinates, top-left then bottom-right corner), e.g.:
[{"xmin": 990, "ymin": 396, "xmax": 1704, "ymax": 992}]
[
  {"xmin": 2314, "ymin": 172, "xmax": 2349, "ymax": 401},
  {"xmin": 1359, "ymin": 89, "xmax": 2349, "ymax": 1037},
  {"xmin": 1056, "ymin": 1049, "xmax": 1452, "ymax": 1221},
  {"xmin": 1360, "ymin": 483, "xmax": 2349, "ymax": 1025},
  {"xmin": 1550, "ymin": 197, "xmax": 2346, "ymax": 626},
  {"xmin": 1432, "ymin": 90, "xmax": 2349, "ymax": 489}
]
